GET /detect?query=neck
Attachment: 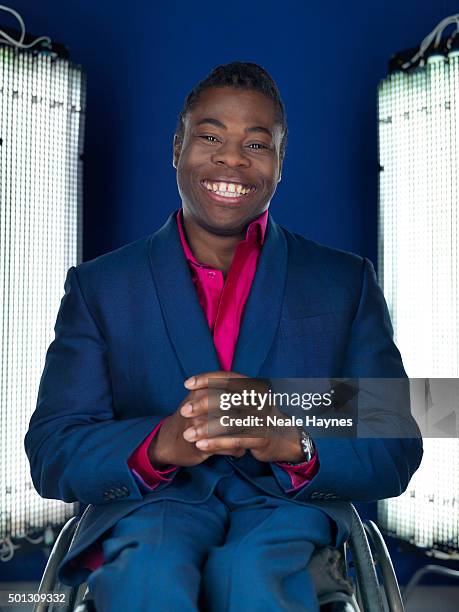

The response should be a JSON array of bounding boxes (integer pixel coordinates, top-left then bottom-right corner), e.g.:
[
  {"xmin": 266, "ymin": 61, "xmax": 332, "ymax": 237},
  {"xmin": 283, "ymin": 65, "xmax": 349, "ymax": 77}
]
[{"xmin": 182, "ymin": 212, "xmax": 245, "ymax": 276}]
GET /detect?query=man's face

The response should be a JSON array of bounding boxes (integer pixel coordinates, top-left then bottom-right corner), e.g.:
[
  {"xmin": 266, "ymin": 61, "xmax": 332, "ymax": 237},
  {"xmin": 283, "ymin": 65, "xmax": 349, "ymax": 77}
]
[{"xmin": 173, "ymin": 87, "xmax": 283, "ymax": 236}]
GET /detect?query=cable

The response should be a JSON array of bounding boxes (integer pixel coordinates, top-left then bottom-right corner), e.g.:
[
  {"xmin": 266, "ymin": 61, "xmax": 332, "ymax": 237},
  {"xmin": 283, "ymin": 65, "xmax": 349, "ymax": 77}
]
[
  {"xmin": 0, "ymin": 537, "xmax": 20, "ymax": 562},
  {"xmin": 402, "ymin": 14, "xmax": 459, "ymax": 69},
  {"xmin": 0, "ymin": 4, "xmax": 51, "ymax": 49},
  {"xmin": 402, "ymin": 565, "xmax": 459, "ymax": 605},
  {"xmin": 24, "ymin": 533, "xmax": 45, "ymax": 544}
]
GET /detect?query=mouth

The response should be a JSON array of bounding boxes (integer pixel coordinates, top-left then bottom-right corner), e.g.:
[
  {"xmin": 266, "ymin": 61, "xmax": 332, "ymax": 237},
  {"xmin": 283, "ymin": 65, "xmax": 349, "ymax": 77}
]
[{"xmin": 199, "ymin": 179, "xmax": 257, "ymax": 203}]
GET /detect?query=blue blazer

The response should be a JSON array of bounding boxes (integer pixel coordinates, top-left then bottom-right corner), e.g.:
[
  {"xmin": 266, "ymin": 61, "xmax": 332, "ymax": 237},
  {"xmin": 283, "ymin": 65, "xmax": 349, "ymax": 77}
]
[{"xmin": 24, "ymin": 212, "xmax": 423, "ymax": 583}]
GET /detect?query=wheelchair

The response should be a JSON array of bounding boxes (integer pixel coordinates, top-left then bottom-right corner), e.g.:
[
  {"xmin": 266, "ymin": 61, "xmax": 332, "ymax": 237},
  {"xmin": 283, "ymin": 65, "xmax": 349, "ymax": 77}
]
[{"xmin": 33, "ymin": 503, "xmax": 404, "ymax": 612}]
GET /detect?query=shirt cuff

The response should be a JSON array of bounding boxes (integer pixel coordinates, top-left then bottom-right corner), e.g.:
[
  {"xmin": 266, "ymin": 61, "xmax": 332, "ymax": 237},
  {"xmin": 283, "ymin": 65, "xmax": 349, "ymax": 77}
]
[
  {"xmin": 275, "ymin": 452, "xmax": 319, "ymax": 491},
  {"xmin": 127, "ymin": 419, "xmax": 178, "ymax": 489}
]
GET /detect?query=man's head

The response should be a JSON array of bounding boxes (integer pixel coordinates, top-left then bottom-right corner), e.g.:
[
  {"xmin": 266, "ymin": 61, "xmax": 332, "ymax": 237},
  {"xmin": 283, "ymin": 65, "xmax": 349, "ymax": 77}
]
[{"xmin": 173, "ymin": 62, "xmax": 288, "ymax": 236}]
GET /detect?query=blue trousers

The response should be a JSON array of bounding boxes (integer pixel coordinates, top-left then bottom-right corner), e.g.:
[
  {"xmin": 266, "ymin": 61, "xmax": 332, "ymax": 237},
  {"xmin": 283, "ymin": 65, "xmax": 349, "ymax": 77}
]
[{"xmin": 87, "ymin": 472, "xmax": 333, "ymax": 611}]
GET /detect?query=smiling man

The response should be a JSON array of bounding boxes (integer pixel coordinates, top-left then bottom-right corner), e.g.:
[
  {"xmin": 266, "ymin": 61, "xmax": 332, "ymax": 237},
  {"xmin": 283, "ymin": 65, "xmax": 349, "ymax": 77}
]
[
  {"xmin": 175, "ymin": 86, "xmax": 281, "ymax": 240},
  {"xmin": 25, "ymin": 62, "xmax": 423, "ymax": 611}
]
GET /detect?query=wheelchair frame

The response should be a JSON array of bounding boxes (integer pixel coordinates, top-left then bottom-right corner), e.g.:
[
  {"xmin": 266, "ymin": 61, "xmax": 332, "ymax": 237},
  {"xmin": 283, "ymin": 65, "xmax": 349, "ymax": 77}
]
[{"xmin": 33, "ymin": 503, "xmax": 404, "ymax": 612}]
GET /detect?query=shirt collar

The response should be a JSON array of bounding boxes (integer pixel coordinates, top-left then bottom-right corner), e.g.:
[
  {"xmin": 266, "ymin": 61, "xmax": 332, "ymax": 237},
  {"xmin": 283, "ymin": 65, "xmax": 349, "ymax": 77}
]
[{"xmin": 176, "ymin": 208, "xmax": 268, "ymax": 266}]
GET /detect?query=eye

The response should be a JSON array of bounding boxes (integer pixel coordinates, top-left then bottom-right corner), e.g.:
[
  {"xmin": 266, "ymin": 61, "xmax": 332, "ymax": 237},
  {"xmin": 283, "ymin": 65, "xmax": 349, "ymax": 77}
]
[
  {"xmin": 199, "ymin": 135, "xmax": 220, "ymax": 143},
  {"xmin": 247, "ymin": 143, "xmax": 269, "ymax": 150}
]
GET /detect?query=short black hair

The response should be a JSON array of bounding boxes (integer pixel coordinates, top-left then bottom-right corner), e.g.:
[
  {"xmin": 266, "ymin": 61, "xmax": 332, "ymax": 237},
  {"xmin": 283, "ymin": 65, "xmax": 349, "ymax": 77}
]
[{"xmin": 175, "ymin": 61, "xmax": 288, "ymax": 163}]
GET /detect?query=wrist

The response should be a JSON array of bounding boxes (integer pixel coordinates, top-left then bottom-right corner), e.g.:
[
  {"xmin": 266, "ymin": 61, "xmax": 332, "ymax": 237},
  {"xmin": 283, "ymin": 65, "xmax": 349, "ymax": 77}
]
[
  {"xmin": 272, "ymin": 430, "xmax": 304, "ymax": 464},
  {"xmin": 147, "ymin": 429, "xmax": 171, "ymax": 469},
  {"xmin": 282, "ymin": 429, "xmax": 315, "ymax": 465},
  {"xmin": 287, "ymin": 437, "xmax": 306, "ymax": 463}
]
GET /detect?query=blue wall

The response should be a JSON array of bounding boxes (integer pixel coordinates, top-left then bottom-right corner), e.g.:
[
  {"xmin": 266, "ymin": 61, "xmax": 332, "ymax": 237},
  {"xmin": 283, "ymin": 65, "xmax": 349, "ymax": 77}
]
[
  {"xmin": 4, "ymin": 0, "xmax": 459, "ymax": 263},
  {"xmin": 2, "ymin": 0, "xmax": 459, "ymax": 584}
]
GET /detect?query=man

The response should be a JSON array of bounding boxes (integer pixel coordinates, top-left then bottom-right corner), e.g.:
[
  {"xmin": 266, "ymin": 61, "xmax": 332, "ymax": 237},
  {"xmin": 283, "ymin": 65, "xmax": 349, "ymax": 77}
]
[{"xmin": 25, "ymin": 62, "xmax": 423, "ymax": 611}]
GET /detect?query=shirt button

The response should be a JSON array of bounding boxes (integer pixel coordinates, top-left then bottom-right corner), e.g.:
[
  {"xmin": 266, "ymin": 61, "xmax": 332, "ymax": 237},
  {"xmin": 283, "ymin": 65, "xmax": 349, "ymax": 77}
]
[{"xmin": 207, "ymin": 271, "xmax": 216, "ymax": 279}]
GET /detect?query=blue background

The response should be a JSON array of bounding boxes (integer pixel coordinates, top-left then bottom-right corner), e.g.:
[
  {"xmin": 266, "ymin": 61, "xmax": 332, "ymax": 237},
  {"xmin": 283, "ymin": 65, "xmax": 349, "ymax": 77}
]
[{"xmin": 2, "ymin": 0, "xmax": 459, "ymax": 585}]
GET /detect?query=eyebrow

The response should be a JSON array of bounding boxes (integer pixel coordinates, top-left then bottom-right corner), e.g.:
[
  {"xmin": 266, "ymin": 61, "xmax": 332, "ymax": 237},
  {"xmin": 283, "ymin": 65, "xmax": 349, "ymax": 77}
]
[{"xmin": 195, "ymin": 118, "xmax": 273, "ymax": 138}]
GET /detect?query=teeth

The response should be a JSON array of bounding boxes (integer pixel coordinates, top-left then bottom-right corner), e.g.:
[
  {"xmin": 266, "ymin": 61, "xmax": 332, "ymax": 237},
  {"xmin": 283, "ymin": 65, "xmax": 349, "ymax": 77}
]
[
  {"xmin": 203, "ymin": 180, "xmax": 253, "ymax": 196},
  {"xmin": 216, "ymin": 191, "xmax": 241, "ymax": 198}
]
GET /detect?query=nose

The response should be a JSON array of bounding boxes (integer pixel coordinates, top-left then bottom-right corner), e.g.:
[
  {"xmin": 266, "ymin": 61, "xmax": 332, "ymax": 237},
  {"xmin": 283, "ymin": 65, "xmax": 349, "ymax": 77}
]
[{"xmin": 211, "ymin": 140, "xmax": 250, "ymax": 169}]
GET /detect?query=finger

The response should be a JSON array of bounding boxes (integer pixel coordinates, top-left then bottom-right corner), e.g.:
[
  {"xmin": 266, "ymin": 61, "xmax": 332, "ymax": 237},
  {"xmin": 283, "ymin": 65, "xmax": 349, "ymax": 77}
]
[
  {"xmin": 182, "ymin": 415, "xmax": 226, "ymax": 442},
  {"xmin": 179, "ymin": 387, "xmax": 210, "ymax": 418},
  {"xmin": 180, "ymin": 389, "xmax": 237, "ymax": 418},
  {"xmin": 183, "ymin": 415, "xmax": 262, "ymax": 442},
  {"xmin": 184, "ymin": 371, "xmax": 247, "ymax": 391},
  {"xmin": 194, "ymin": 436, "xmax": 266, "ymax": 453},
  {"xmin": 182, "ymin": 382, "xmax": 269, "ymax": 420},
  {"xmin": 180, "ymin": 393, "xmax": 209, "ymax": 418}
]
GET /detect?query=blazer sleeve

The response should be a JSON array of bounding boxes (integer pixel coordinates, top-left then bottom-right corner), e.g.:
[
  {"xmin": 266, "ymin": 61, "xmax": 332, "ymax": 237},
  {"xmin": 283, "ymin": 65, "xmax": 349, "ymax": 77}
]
[
  {"xmin": 24, "ymin": 266, "xmax": 178, "ymax": 506},
  {"xmin": 277, "ymin": 257, "xmax": 424, "ymax": 503}
]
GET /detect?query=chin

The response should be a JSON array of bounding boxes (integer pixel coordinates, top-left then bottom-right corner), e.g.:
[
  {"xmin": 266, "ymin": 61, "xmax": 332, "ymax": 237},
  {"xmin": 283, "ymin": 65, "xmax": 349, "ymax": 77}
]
[{"xmin": 202, "ymin": 218, "xmax": 246, "ymax": 237}]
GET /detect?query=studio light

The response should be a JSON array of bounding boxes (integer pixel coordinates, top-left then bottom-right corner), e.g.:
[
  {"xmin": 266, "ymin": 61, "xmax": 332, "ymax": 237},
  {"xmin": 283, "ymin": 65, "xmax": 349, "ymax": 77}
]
[
  {"xmin": 377, "ymin": 15, "xmax": 459, "ymax": 559},
  {"xmin": 0, "ymin": 9, "xmax": 85, "ymax": 559}
]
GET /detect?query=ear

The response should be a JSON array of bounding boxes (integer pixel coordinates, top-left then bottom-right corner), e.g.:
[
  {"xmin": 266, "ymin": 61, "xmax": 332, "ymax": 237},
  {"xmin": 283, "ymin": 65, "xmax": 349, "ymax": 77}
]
[
  {"xmin": 276, "ymin": 137, "xmax": 284, "ymax": 183},
  {"xmin": 277, "ymin": 158, "xmax": 283, "ymax": 183},
  {"xmin": 172, "ymin": 134, "xmax": 182, "ymax": 169}
]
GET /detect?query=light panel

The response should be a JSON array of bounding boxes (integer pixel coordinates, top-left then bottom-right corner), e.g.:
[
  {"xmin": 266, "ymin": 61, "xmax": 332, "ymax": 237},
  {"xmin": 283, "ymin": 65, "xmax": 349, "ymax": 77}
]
[
  {"xmin": 0, "ymin": 45, "xmax": 85, "ymax": 549},
  {"xmin": 377, "ymin": 51, "xmax": 459, "ymax": 557}
]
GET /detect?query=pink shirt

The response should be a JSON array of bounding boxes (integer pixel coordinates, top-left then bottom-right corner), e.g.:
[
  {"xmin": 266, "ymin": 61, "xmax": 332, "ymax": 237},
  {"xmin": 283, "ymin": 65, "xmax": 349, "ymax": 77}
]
[
  {"xmin": 74, "ymin": 209, "xmax": 318, "ymax": 571},
  {"xmin": 177, "ymin": 208, "xmax": 268, "ymax": 370}
]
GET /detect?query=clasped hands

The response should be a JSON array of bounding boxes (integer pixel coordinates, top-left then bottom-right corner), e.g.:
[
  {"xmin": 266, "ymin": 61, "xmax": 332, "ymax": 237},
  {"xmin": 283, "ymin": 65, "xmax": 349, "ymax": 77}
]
[{"xmin": 148, "ymin": 371, "xmax": 306, "ymax": 469}]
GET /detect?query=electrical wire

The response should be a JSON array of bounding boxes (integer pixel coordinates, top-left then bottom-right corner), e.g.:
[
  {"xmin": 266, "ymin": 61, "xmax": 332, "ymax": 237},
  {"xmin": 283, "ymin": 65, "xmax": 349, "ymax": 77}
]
[
  {"xmin": 24, "ymin": 533, "xmax": 45, "ymax": 544},
  {"xmin": 402, "ymin": 14, "xmax": 459, "ymax": 69},
  {"xmin": 0, "ymin": 537, "xmax": 20, "ymax": 562},
  {"xmin": 0, "ymin": 4, "xmax": 51, "ymax": 49},
  {"xmin": 0, "ymin": 527, "xmax": 48, "ymax": 561}
]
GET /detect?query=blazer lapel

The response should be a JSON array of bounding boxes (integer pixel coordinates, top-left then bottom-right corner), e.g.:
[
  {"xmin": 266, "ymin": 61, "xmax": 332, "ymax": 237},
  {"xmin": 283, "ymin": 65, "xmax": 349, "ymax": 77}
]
[
  {"xmin": 148, "ymin": 212, "xmax": 288, "ymax": 380},
  {"xmin": 147, "ymin": 212, "xmax": 220, "ymax": 378},
  {"xmin": 231, "ymin": 215, "xmax": 288, "ymax": 377}
]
